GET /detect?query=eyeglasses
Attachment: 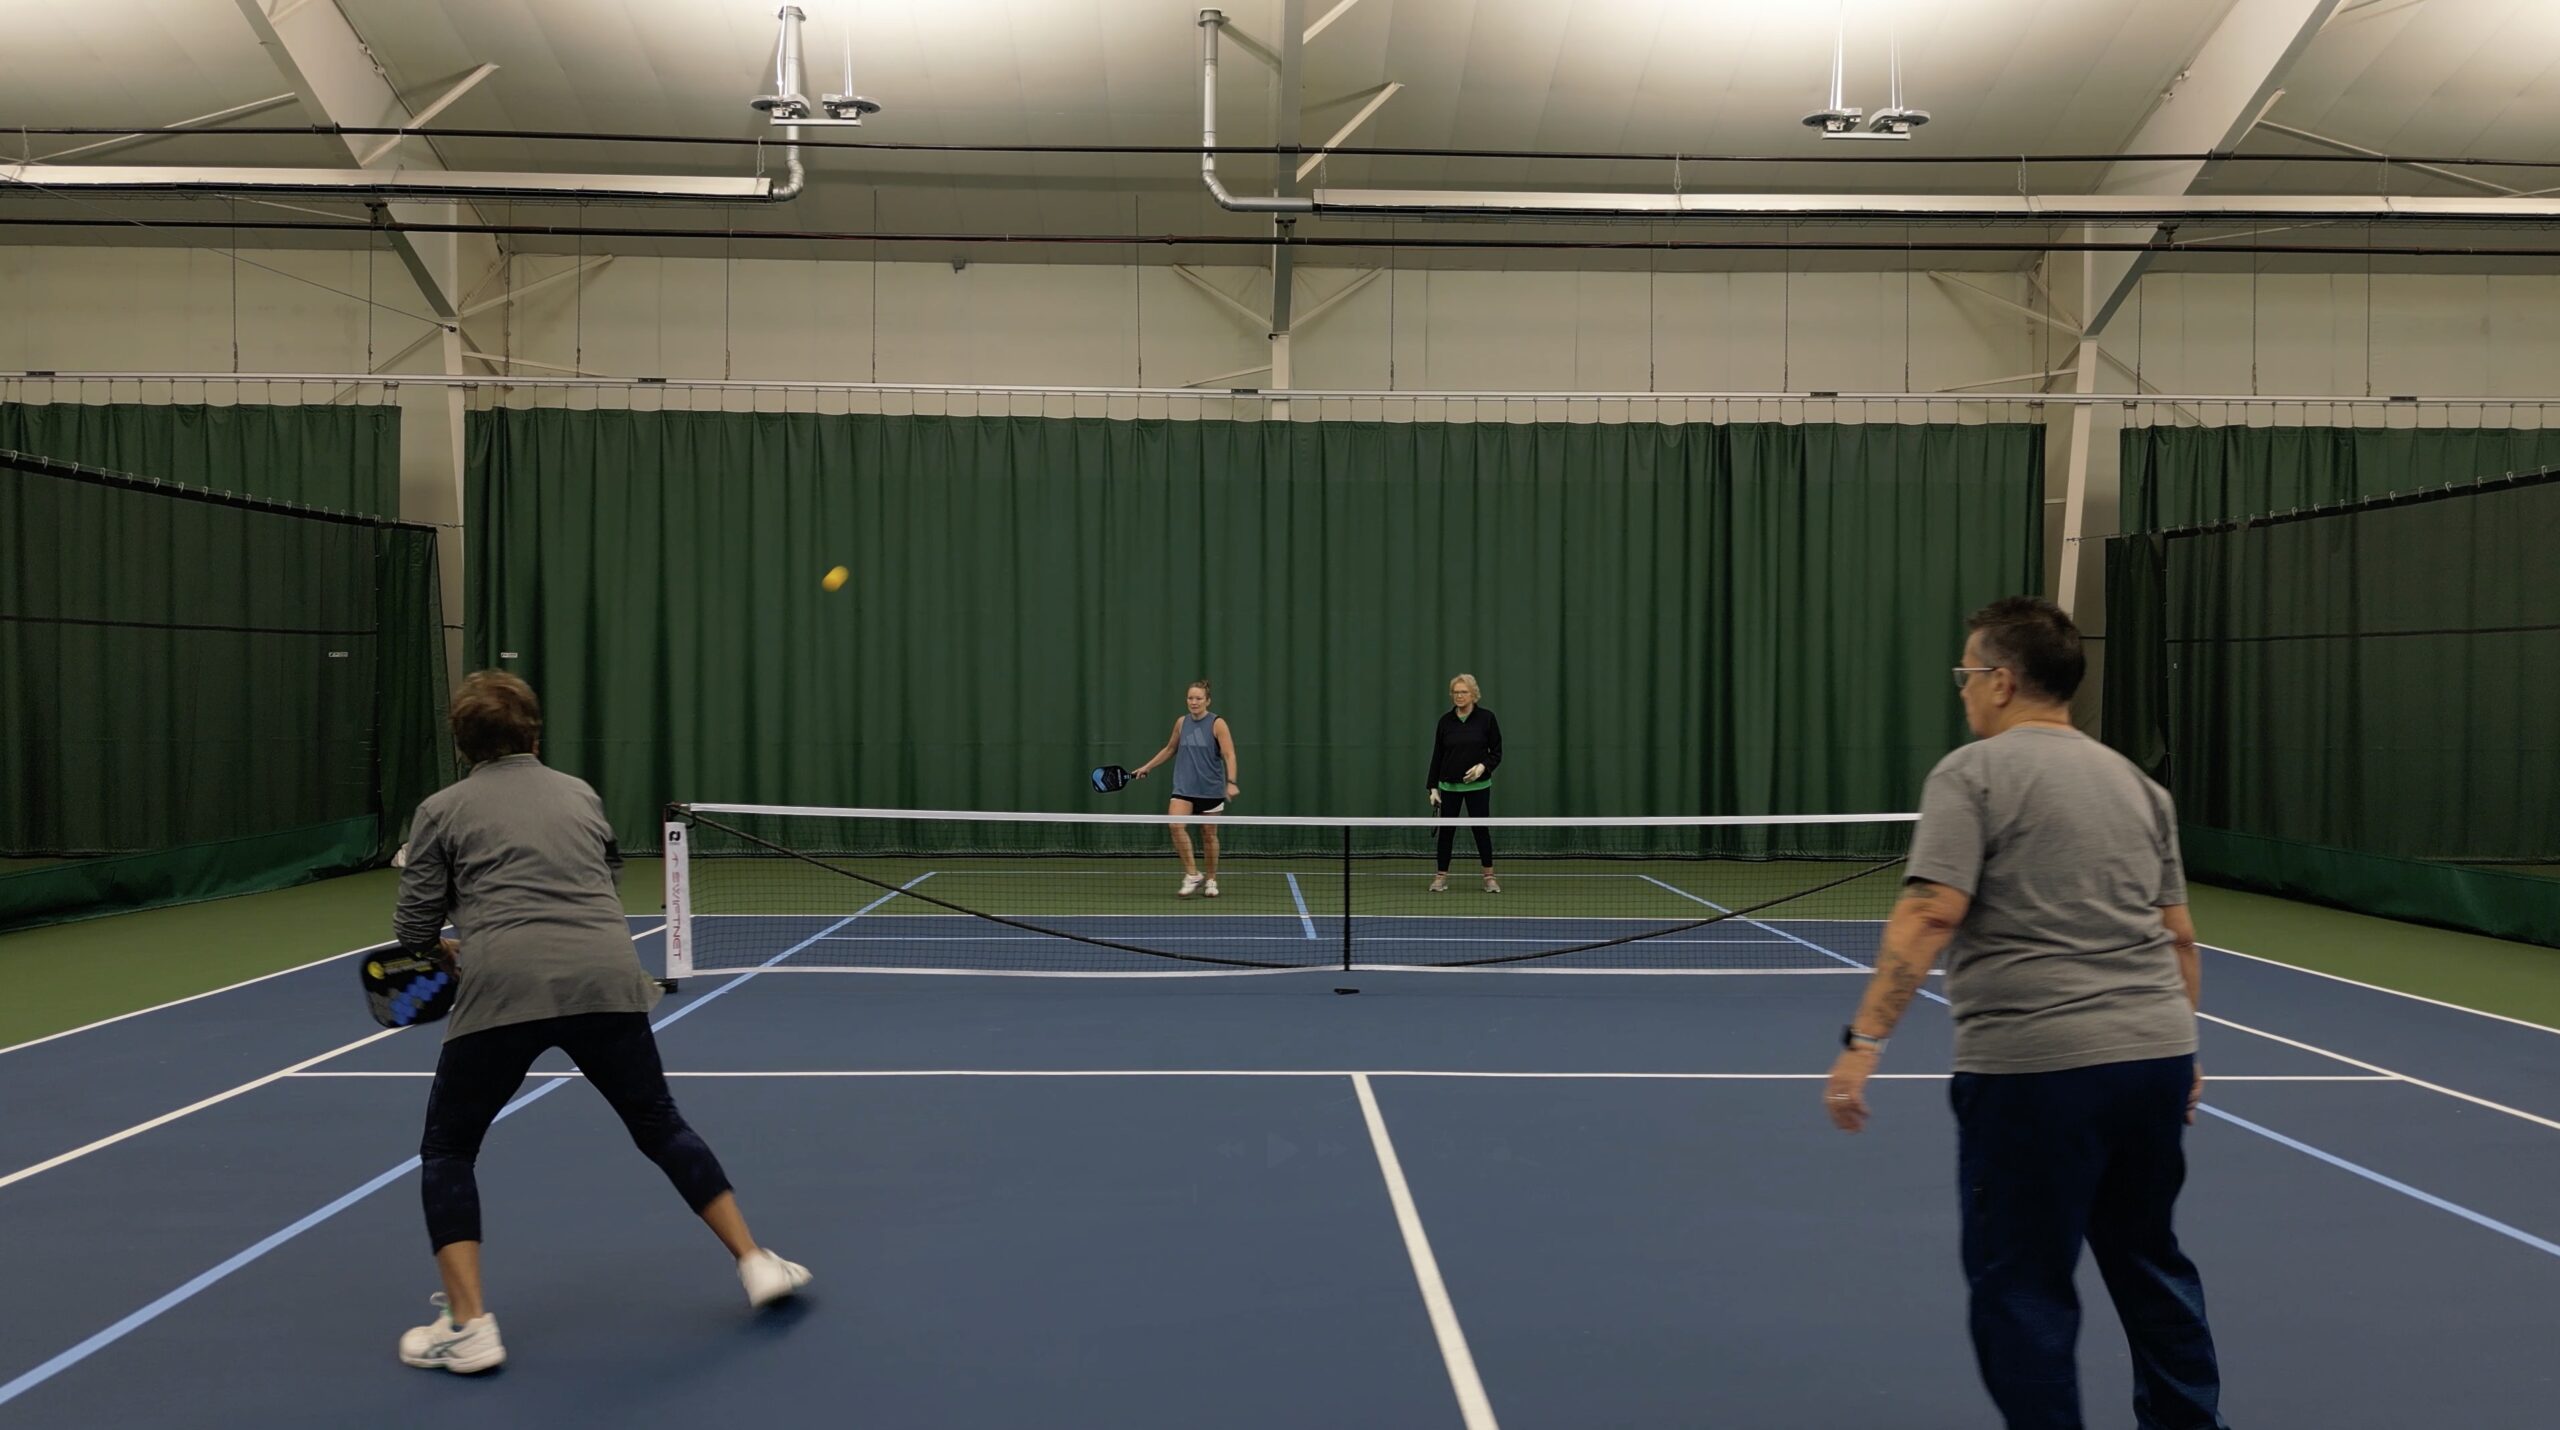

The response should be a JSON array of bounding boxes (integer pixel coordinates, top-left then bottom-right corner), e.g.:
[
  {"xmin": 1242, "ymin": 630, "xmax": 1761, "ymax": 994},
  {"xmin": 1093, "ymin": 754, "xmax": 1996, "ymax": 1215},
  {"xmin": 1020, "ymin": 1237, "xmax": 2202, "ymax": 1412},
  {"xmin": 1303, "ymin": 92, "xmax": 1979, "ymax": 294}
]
[{"xmin": 1951, "ymin": 666, "xmax": 1999, "ymax": 691}]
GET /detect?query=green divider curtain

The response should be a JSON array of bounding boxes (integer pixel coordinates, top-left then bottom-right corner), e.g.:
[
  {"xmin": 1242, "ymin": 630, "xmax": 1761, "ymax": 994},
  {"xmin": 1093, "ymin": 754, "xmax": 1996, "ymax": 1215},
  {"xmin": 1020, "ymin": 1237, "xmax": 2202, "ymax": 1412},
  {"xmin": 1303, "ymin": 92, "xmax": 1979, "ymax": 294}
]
[
  {"xmin": 0, "ymin": 402, "xmax": 403, "ymax": 516},
  {"xmin": 2103, "ymin": 473, "xmax": 2560, "ymax": 946},
  {"xmin": 2121, "ymin": 424, "xmax": 2560, "ymax": 532},
  {"xmin": 2098, "ymin": 533, "xmax": 2171, "ymax": 786},
  {"xmin": 469, "ymin": 410, "xmax": 2044, "ymax": 850},
  {"xmin": 2165, "ymin": 478, "xmax": 2560, "ymax": 862},
  {"xmin": 0, "ymin": 451, "xmax": 449, "ymax": 928}
]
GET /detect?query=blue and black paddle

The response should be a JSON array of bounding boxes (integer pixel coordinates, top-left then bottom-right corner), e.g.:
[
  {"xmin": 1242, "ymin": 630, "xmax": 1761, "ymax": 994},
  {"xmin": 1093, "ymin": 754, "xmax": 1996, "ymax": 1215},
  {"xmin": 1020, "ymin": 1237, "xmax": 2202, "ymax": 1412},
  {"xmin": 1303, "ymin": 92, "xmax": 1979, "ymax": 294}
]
[
  {"xmin": 359, "ymin": 941, "xmax": 461, "ymax": 1029},
  {"xmin": 1089, "ymin": 764, "xmax": 1145, "ymax": 794}
]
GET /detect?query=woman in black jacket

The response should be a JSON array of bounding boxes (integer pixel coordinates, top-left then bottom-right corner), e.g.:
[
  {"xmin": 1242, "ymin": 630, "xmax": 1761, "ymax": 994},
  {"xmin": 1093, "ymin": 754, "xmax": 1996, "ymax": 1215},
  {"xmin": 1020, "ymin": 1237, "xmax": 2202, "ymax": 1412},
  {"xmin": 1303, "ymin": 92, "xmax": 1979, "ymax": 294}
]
[{"xmin": 1426, "ymin": 673, "xmax": 1502, "ymax": 893}]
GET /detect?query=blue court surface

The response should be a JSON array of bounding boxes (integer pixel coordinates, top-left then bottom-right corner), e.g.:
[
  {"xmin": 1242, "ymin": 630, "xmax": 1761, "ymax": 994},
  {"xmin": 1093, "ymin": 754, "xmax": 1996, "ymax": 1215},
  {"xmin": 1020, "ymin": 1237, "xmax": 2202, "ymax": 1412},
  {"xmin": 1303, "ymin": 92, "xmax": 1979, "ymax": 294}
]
[{"xmin": 2, "ymin": 913, "xmax": 2556, "ymax": 1428}]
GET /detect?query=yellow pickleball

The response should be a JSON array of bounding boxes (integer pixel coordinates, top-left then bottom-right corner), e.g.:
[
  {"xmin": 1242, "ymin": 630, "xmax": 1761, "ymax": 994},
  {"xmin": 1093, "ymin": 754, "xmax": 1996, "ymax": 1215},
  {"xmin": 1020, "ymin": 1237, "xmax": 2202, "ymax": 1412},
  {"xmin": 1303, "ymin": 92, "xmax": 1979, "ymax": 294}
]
[{"xmin": 821, "ymin": 565, "xmax": 850, "ymax": 592}]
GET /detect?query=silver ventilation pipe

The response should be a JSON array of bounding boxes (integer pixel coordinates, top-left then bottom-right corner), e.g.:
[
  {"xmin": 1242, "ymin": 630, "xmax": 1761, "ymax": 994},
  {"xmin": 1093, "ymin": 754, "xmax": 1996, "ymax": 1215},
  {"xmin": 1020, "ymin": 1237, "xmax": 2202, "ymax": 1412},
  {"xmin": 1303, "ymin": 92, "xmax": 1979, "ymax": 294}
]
[
  {"xmin": 1, "ymin": 7, "xmax": 818, "ymax": 203},
  {"xmin": 748, "ymin": 5, "xmax": 813, "ymax": 200},
  {"xmin": 1196, "ymin": 10, "xmax": 1314, "ymax": 216},
  {"xmin": 1185, "ymin": 14, "xmax": 2559, "ymax": 224}
]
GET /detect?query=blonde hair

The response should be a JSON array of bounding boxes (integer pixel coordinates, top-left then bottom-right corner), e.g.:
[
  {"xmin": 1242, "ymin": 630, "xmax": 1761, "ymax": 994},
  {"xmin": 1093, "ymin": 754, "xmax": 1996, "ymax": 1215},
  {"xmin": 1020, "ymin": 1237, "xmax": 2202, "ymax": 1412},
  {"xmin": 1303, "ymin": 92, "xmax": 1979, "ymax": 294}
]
[{"xmin": 1449, "ymin": 673, "xmax": 1481, "ymax": 701}]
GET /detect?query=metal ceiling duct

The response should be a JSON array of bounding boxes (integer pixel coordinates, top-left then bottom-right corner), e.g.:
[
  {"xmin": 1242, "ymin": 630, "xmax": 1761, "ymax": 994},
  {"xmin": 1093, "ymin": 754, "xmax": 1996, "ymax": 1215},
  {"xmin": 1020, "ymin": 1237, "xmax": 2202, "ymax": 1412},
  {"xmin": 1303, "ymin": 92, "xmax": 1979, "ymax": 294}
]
[
  {"xmin": 0, "ymin": 8, "xmax": 811, "ymax": 204},
  {"xmin": 1194, "ymin": 10, "xmax": 2560, "ymax": 226},
  {"xmin": 1196, "ymin": 10, "xmax": 1312, "ymax": 215}
]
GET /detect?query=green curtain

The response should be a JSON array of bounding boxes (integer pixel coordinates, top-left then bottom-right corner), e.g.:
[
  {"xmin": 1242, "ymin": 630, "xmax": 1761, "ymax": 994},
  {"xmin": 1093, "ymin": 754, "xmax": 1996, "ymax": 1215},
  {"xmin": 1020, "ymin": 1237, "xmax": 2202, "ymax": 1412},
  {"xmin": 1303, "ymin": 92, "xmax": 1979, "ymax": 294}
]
[
  {"xmin": 0, "ymin": 818, "xmax": 380, "ymax": 935},
  {"xmin": 2099, "ymin": 533, "xmax": 2171, "ymax": 785},
  {"xmin": 2121, "ymin": 425, "xmax": 2560, "ymax": 532},
  {"xmin": 2103, "ymin": 474, "xmax": 2560, "ymax": 947},
  {"xmin": 0, "ymin": 451, "xmax": 449, "ymax": 926},
  {"xmin": 0, "ymin": 402, "xmax": 402, "ymax": 516},
  {"xmin": 468, "ymin": 410, "xmax": 2043, "ymax": 849},
  {"xmin": 2164, "ymin": 479, "xmax": 2560, "ymax": 862}
]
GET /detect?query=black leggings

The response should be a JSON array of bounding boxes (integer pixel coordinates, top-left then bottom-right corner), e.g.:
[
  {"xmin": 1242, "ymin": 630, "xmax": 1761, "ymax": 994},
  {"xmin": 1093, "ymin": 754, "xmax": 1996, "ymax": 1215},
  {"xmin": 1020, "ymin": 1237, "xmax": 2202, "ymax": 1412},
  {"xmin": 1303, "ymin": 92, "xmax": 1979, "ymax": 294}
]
[
  {"xmin": 1435, "ymin": 787, "xmax": 1495, "ymax": 872},
  {"xmin": 419, "ymin": 1011, "xmax": 732, "ymax": 1251}
]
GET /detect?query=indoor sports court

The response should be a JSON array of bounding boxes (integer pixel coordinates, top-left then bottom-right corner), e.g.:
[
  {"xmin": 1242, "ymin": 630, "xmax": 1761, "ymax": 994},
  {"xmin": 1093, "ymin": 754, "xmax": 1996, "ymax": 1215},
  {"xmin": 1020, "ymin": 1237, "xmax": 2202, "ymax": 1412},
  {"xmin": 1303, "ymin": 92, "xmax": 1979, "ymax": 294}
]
[{"xmin": 4, "ymin": 2, "xmax": 2558, "ymax": 1428}]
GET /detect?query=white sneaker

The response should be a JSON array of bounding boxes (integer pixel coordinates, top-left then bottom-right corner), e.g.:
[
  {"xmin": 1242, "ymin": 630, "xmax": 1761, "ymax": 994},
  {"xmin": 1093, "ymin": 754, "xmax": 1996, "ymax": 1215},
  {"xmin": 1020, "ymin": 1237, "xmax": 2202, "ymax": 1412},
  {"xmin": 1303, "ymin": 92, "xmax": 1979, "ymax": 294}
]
[
  {"xmin": 398, "ymin": 1293, "xmax": 506, "ymax": 1373},
  {"xmin": 740, "ymin": 1248, "xmax": 813, "ymax": 1308},
  {"xmin": 1178, "ymin": 873, "xmax": 1204, "ymax": 898},
  {"xmin": 1202, "ymin": 878, "xmax": 1221, "ymax": 898}
]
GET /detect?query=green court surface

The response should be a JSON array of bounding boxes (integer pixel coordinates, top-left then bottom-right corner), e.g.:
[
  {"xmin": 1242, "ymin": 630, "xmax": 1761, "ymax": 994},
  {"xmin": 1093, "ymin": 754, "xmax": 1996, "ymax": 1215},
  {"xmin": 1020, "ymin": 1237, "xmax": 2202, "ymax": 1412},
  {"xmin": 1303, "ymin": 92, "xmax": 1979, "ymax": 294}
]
[
  {"xmin": 2183, "ymin": 883, "xmax": 2560, "ymax": 1027},
  {"xmin": 0, "ymin": 860, "xmax": 665, "ymax": 1049}
]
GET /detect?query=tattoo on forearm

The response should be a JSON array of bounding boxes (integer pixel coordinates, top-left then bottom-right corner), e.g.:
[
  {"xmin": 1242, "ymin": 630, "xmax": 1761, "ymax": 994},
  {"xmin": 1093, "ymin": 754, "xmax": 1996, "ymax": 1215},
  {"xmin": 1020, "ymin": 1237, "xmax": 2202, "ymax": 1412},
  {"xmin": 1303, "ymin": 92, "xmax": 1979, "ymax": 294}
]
[{"xmin": 1866, "ymin": 954, "xmax": 1929, "ymax": 1028}]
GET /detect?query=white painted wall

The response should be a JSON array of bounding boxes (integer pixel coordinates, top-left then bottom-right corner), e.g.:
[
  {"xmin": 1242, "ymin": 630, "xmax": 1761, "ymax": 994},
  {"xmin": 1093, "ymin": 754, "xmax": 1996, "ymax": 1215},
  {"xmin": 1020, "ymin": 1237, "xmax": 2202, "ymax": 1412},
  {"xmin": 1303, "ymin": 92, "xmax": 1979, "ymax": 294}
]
[
  {"xmin": 13, "ymin": 242, "xmax": 2560, "ymax": 660},
  {"xmin": 0, "ymin": 245, "xmax": 2043, "ymax": 392}
]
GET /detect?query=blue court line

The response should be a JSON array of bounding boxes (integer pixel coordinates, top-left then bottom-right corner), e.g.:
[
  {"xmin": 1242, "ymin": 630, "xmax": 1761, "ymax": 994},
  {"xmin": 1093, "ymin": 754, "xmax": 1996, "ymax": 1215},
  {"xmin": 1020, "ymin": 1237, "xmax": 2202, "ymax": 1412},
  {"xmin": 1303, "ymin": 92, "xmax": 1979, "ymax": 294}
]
[
  {"xmin": 1284, "ymin": 873, "xmax": 1318, "ymax": 939},
  {"xmin": 0, "ymin": 1075, "xmax": 574, "ymax": 1409},
  {"xmin": 661, "ymin": 871, "xmax": 935, "ymax": 1026},
  {"xmin": 0, "ymin": 881, "xmax": 935, "ymax": 1409},
  {"xmin": 2201, "ymin": 1105, "xmax": 2560, "ymax": 1260},
  {"xmin": 1655, "ymin": 879, "xmax": 2560, "ymax": 1262},
  {"xmin": 1651, "ymin": 877, "xmax": 2560, "ymax": 1261}
]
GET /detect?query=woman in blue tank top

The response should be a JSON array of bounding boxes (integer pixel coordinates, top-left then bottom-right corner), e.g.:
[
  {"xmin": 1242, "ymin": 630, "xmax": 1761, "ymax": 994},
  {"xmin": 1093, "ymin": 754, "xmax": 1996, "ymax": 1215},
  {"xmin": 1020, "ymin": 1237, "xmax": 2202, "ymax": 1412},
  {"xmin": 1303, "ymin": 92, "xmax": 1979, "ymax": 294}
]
[{"xmin": 1130, "ymin": 679, "xmax": 1240, "ymax": 897}]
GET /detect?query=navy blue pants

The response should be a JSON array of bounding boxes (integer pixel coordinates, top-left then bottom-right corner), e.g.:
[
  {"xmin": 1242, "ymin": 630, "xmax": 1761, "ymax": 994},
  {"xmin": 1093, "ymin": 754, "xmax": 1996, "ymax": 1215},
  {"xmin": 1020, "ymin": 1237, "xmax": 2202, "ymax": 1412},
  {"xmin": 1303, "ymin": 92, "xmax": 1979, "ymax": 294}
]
[
  {"xmin": 1952, "ymin": 1054, "xmax": 2228, "ymax": 1430},
  {"xmin": 420, "ymin": 1011, "xmax": 732, "ymax": 1251}
]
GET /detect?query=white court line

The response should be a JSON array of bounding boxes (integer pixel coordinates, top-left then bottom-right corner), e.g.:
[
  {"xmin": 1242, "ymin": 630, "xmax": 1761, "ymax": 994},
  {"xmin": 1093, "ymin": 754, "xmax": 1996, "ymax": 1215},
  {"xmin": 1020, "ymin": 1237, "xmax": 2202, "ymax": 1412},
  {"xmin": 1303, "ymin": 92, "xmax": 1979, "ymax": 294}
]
[
  {"xmin": 0, "ymin": 940, "xmax": 391, "ymax": 1058},
  {"xmin": 0, "ymin": 910, "xmax": 768, "ymax": 1407},
  {"xmin": 0, "ymin": 923, "xmax": 666, "ymax": 1193},
  {"xmin": 704, "ymin": 910, "xmax": 1882, "ymax": 925},
  {"xmin": 282, "ymin": 1068, "xmax": 2400, "ymax": 1082},
  {"xmin": 2204, "ymin": 942, "xmax": 2560, "ymax": 1038},
  {"xmin": 0, "ymin": 1074, "xmax": 577, "ymax": 1410},
  {"xmin": 2197, "ymin": 1011, "xmax": 2560, "ymax": 1134},
  {"xmin": 1645, "ymin": 883, "xmax": 2556, "ymax": 1131},
  {"xmin": 812, "ymin": 932, "xmax": 1806, "ymax": 946},
  {"xmin": 1637, "ymin": 875, "xmax": 1882, "ymax": 976},
  {"xmin": 1339, "ymin": 963, "xmax": 1905, "ymax": 977},
  {"xmin": 716, "ymin": 964, "xmax": 1321, "ymax": 979},
  {"xmin": 0, "ymin": 1027, "xmax": 406, "ymax": 1190},
  {"xmin": 1644, "ymin": 880, "xmax": 2558, "ymax": 1134},
  {"xmin": 1353, "ymin": 1074, "xmax": 1500, "ymax": 1430},
  {"xmin": 0, "ymin": 914, "xmax": 668, "ymax": 1058},
  {"xmin": 709, "ymin": 963, "xmax": 1915, "ymax": 978},
  {"xmin": 687, "ymin": 875, "xmax": 937, "ymax": 991}
]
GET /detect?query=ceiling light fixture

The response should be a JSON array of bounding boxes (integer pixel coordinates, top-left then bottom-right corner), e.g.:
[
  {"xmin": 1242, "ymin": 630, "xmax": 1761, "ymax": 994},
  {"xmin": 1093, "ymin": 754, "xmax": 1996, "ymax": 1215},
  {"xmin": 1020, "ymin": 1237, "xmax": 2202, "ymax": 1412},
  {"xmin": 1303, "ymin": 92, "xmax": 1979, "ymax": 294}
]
[
  {"xmin": 753, "ymin": 5, "xmax": 880, "ymax": 127},
  {"xmin": 1803, "ymin": 5, "xmax": 1926, "ymax": 141}
]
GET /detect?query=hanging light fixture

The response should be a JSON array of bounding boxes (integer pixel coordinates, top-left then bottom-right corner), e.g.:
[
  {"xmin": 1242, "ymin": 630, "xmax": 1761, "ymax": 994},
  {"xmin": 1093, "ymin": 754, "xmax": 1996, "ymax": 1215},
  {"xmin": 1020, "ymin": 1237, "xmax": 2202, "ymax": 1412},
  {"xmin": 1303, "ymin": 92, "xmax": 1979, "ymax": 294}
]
[
  {"xmin": 753, "ymin": 5, "xmax": 881, "ymax": 128},
  {"xmin": 1803, "ymin": 4, "xmax": 1926, "ymax": 141}
]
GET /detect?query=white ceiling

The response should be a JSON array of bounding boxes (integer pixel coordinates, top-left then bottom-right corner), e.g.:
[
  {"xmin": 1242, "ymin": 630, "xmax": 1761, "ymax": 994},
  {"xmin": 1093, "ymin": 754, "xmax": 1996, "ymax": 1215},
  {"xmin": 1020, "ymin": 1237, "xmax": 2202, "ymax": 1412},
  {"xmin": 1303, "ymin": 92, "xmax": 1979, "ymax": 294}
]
[{"xmin": 2, "ymin": 0, "xmax": 2558, "ymax": 269}]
